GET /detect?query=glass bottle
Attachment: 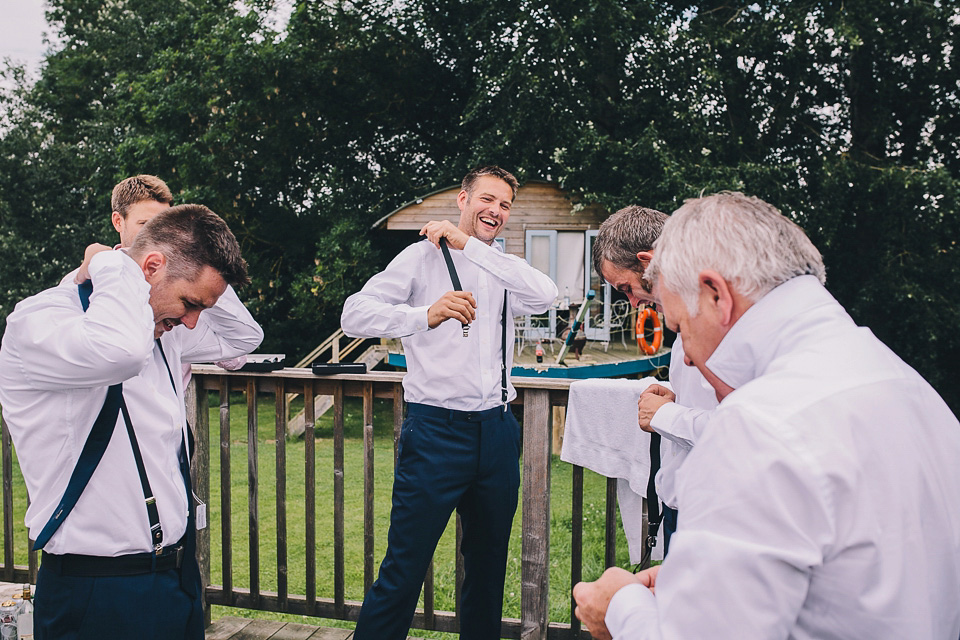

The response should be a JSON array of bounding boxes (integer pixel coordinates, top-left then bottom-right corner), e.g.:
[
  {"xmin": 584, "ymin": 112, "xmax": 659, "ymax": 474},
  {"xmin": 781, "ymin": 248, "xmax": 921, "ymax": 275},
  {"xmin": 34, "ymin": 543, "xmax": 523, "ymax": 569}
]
[{"xmin": 16, "ymin": 587, "xmax": 31, "ymax": 640}]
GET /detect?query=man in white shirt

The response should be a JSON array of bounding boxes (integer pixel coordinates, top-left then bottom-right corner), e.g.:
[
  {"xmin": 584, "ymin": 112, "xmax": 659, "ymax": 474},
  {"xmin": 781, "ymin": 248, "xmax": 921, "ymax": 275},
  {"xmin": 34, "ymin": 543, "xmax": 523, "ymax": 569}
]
[
  {"xmin": 574, "ymin": 192, "xmax": 960, "ymax": 639},
  {"xmin": 0, "ymin": 204, "xmax": 263, "ymax": 639},
  {"xmin": 341, "ymin": 166, "xmax": 557, "ymax": 639},
  {"xmin": 592, "ymin": 206, "xmax": 716, "ymax": 556},
  {"xmin": 65, "ymin": 175, "xmax": 256, "ymax": 375}
]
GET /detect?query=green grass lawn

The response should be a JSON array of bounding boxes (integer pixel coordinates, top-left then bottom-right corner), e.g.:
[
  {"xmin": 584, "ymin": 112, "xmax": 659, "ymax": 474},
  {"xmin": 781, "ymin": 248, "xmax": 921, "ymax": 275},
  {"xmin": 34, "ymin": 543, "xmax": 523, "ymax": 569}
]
[{"xmin": 204, "ymin": 392, "xmax": 631, "ymax": 637}]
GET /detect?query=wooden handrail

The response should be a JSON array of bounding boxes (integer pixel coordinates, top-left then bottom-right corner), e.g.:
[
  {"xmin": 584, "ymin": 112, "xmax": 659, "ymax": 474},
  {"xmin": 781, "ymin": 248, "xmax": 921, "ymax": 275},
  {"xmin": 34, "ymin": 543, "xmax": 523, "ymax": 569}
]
[{"xmin": 0, "ymin": 367, "xmax": 629, "ymax": 639}]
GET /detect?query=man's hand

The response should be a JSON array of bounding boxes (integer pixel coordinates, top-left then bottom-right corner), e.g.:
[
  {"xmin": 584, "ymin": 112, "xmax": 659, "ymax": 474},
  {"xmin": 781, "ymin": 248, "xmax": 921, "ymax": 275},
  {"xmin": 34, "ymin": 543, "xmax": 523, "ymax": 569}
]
[
  {"xmin": 638, "ymin": 384, "xmax": 676, "ymax": 433},
  {"xmin": 420, "ymin": 219, "xmax": 470, "ymax": 250},
  {"xmin": 635, "ymin": 564, "xmax": 661, "ymax": 595},
  {"xmin": 73, "ymin": 243, "xmax": 114, "ymax": 284},
  {"xmin": 427, "ymin": 290, "xmax": 477, "ymax": 328},
  {"xmin": 574, "ymin": 567, "xmax": 647, "ymax": 640}
]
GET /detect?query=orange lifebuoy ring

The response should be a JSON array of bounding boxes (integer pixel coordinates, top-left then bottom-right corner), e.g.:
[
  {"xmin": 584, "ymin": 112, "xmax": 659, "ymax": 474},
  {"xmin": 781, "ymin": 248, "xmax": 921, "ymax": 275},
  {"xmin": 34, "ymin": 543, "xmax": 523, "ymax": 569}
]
[{"xmin": 636, "ymin": 307, "xmax": 662, "ymax": 355}]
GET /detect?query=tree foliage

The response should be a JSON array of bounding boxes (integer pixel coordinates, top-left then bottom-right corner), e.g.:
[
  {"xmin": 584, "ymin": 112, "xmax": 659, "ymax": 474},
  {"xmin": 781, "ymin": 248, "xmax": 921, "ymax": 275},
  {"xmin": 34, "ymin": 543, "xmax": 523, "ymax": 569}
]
[{"xmin": 1, "ymin": 0, "xmax": 958, "ymax": 412}]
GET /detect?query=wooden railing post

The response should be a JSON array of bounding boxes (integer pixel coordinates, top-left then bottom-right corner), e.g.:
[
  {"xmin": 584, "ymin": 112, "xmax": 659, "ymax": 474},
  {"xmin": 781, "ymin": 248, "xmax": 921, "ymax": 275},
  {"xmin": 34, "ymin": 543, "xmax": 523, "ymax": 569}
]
[
  {"xmin": 275, "ymin": 379, "xmax": 288, "ymax": 609},
  {"xmin": 362, "ymin": 381, "xmax": 375, "ymax": 595},
  {"xmin": 247, "ymin": 379, "xmax": 260, "ymax": 608},
  {"xmin": 1, "ymin": 418, "xmax": 13, "ymax": 583},
  {"xmin": 189, "ymin": 375, "xmax": 212, "ymax": 626},
  {"xmin": 521, "ymin": 388, "xmax": 551, "ymax": 640},
  {"xmin": 218, "ymin": 377, "xmax": 233, "ymax": 603}
]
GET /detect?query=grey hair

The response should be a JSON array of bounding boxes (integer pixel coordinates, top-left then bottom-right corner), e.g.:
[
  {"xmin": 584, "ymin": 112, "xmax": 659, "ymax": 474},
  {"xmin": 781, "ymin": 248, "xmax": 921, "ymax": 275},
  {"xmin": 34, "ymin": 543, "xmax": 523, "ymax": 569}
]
[
  {"xmin": 646, "ymin": 192, "xmax": 826, "ymax": 315},
  {"xmin": 592, "ymin": 205, "xmax": 669, "ymax": 281}
]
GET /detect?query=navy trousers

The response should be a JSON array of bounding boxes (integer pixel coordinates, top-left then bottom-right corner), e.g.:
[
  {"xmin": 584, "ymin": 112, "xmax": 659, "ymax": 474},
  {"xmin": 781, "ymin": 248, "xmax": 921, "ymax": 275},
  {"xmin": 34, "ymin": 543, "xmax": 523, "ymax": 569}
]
[
  {"xmin": 354, "ymin": 403, "xmax": 522, "ymax": 640},
  {"xmin": 36, "ymin": 442, "xmax": 202, "ymax": 639},
  {"xmin": 662, "ymin": 505, "xmax": 678, "ymax": 556},
  {"xmin": 34, "ymin": 552, "xmax": 203, "ymax": 639}
]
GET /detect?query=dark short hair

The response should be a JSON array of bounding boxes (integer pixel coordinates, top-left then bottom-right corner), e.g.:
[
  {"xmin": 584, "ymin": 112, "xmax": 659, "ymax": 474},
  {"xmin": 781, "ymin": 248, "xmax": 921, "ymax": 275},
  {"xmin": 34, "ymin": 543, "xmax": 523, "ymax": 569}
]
[
  {"xmin": 592, "ymin": 205, "xmax": 669, "ymax": 281},
  {"xmin": 128, "ymin": 204, "xmax": 249, "ymax": 287},
  {"xmin": 111, "ymin": 175, "xmax": 173, "ymax": 218},
  {"xmin": 461, "ymin": 166, "xmax": 519, "ymax": 201}
]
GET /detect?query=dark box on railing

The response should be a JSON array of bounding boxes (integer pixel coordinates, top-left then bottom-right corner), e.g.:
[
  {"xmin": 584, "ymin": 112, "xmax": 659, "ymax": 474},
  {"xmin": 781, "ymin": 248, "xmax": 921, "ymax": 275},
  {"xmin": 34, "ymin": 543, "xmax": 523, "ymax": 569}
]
[{"xmin": 311, "ymin": 362, "xmax": 367, "ymax": 375}]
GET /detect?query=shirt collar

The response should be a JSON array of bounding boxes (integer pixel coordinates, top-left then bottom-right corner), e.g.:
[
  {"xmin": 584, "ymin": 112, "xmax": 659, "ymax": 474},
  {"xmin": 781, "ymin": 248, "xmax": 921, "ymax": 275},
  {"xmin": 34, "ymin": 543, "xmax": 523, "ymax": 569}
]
[{"xmin": 705, "ymin": 275, "xmax": 850, "ymax": 390}]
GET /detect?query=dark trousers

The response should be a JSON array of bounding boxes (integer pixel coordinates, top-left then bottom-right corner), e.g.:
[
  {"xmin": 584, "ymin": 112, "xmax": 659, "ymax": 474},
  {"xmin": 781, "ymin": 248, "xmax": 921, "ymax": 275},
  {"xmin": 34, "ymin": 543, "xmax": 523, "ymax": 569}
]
[
  {"xmin": 34, "ymin": 551, "xmax": 203, "ymax": 639},
  {"xmin": 662, "ymin": 505, "xmax": 678, "ymax": 556},
  {"xmin": 354, "ymin": 403, "xmax": 522, "ymax": 640}
]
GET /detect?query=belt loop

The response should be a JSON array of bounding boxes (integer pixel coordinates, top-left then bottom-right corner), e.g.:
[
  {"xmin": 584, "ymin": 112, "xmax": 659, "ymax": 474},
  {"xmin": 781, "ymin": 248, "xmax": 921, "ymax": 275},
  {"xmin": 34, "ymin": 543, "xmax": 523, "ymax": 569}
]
[{"xmin": 150, "ymin": 549, "xmax": 157, "ymax": 572}]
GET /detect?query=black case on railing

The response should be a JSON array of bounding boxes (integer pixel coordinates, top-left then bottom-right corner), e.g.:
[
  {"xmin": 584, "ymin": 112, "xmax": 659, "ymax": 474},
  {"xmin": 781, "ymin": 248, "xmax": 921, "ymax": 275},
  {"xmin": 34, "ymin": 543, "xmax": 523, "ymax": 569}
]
[{"xmin": 311, "ymin": 363, "xmax": 367, "ymax": 375}]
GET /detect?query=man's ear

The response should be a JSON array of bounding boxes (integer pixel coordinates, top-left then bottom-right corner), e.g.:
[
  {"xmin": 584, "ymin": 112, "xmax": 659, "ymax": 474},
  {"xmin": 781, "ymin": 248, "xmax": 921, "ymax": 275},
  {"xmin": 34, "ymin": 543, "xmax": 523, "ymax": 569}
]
[
  {"xmin": 699, "ymin": 270, "xmax": 735, "ymax": 326},
  {"xmin": 636, "ymin": 251, "xmax": 654, "ymax": 270},
  {"xmin": 140, "ymin": 251, "xmax": 167, "ymax": 282},
  {"xmin": 456, "ymin": 189, "xmax": 468, "ymax": 212},
  {"xmin": 111, "ymin": 211, "xmax": 124, "ymax": 234}
]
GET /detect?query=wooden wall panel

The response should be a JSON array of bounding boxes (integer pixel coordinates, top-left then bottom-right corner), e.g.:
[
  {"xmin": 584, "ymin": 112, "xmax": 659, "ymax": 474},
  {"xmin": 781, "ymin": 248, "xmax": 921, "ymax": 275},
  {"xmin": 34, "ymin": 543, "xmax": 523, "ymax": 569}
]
[{"xmin": 383, "ymin": 182, "xmax": 610, "ymax": 258}]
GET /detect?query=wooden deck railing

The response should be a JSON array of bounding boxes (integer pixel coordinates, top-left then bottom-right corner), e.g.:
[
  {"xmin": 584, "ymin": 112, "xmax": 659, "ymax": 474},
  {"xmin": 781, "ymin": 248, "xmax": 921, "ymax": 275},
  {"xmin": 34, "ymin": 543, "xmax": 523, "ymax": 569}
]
[{"xmin": 0, "ymin": 367, "xmax": 643, "ymax": 640}]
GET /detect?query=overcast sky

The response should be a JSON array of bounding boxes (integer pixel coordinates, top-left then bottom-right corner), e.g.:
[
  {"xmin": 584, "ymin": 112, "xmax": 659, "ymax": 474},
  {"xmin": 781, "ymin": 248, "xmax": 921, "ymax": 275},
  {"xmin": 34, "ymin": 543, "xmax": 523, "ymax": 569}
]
[{"xmin": 0, "ymin": 0, "xmax": 49, "ymax": 74}]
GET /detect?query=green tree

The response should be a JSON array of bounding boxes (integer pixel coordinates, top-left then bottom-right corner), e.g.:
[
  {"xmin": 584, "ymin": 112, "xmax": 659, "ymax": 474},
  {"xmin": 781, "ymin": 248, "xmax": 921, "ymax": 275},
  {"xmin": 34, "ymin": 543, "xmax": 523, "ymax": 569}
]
[{"xmin": 1, "ymin": 0, "xmax": 957, "ymax": 413}]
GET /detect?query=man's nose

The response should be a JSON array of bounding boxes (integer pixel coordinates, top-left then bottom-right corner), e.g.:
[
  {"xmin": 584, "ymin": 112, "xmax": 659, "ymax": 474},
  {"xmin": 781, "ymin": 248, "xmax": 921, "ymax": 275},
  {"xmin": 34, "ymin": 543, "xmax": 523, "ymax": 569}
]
[
  {"xmin": 627, "ymin": 293, "xmax": 640, "ymax": 308},
  {"xmin": 181, "ymin": 310, "xmax": 202, "ymax": 329}
]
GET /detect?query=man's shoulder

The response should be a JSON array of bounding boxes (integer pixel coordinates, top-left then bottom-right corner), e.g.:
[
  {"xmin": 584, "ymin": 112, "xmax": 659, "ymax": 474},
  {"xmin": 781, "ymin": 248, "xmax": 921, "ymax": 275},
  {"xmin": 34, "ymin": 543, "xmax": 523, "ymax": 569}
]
[{"xmin": 11, "ymin": 280, "xmax": 80, "ymax": 317}]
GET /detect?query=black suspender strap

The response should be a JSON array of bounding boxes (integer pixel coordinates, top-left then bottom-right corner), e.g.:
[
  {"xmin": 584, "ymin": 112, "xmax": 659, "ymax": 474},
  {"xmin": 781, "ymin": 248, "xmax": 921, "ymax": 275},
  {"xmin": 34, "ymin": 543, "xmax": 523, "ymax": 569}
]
[
  {"xmin": 34, "ymin": 280, "xmax": 164, "ymax": 552},
  {"xmin": 438, "ymin": 237, "xmax": 463, "ymax": 290},
  {"xmin": 645, "ymin": 432, "xmax": 663, "ymax": 555},
  {"xmin": 439, "ymin": 237, "xmax": 470, "ymax": 337},
  {"xmin": 437, "ymin": 238, "xmax": 509, "ymax": 410},
  {"xmin": 119, "ymin": 396, "xmax": 164, "ymax": 550},
  {"xmin": 501, "ymin": 290, "xmax": 508, "ymax": 410}
]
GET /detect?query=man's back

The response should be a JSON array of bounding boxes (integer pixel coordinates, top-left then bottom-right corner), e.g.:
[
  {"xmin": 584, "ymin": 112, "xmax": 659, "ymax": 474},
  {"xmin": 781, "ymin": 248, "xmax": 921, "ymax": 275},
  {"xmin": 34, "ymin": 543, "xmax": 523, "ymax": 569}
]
[{"xmin": 668, "ymin": 276, "xmax": 960, "ymax": 638}]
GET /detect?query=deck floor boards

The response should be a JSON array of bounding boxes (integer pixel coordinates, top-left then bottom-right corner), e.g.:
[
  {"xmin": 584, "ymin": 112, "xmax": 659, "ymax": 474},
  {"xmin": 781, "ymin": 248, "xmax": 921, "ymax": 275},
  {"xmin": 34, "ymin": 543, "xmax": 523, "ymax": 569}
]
[{"xmin": 206, "ymin": 615, "xmax": 428, "ymax": 640}]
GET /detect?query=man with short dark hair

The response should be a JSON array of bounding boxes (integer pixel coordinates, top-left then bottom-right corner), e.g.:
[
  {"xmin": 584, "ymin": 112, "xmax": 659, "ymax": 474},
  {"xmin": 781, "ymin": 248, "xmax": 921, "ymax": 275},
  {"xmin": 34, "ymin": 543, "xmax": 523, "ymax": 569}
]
[
  {"xmin": 0, "ymin": 204, "xmax": 263, "ymax": 639},
  {"xmin": 65, "ymin": 175, "xmax": 258, "ymax": 378},
  {"xmin": 574, "ymin": 192, "xmax": 960, "ymax": 639},
  {"xmin": 342, "ymin": 166, "xmax": 557, "ymax": 639},
  {"xmin": 592, "ymin": 205, "xmax": 717, "ymax": 555}
]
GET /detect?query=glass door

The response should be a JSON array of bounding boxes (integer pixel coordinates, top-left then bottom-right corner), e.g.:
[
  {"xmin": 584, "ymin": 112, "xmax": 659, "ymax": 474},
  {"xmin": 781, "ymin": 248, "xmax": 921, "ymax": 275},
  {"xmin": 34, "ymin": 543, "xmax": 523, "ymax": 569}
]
[
  {"xmin": 584, "ymin": 230, "xmax": 612, "ymax": 341},
  {"xmin": 524, "ymin": 230, "xmax": 558, "ymax": 340}
]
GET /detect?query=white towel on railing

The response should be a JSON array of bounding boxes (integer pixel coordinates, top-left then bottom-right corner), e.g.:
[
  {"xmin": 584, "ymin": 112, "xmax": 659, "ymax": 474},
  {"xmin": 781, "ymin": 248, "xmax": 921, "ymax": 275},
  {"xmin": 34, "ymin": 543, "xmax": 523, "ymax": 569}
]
[{"xmin": 562, "ymin": 377, "xmax": 670, "ymax": 563}]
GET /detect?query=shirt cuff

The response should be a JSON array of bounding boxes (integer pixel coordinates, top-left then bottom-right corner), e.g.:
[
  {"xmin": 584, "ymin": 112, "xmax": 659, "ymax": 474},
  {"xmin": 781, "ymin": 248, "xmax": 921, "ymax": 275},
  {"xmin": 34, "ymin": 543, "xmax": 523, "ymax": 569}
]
[
  {"xmin": 606, "ymin": 583, "xmax": 659, "ymax": 638},
  {"xmin": 651, "ymin": 402, "xmax": 695, "ymax": 447},
  {"xmin": 410, "ymin": 306, "xmax": 431, "ymax": 333}
]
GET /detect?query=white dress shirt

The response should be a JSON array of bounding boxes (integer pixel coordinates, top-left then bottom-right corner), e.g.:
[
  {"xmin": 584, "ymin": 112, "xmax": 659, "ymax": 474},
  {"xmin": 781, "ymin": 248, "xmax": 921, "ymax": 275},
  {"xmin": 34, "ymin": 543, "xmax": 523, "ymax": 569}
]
[
  {"xmin": 605, "ymin": 275, "xmax": 960, "ymax": 639},
  {"xmin": 341, "ymin": 237, "xmax": 557, "ymax": 411},
  {"xmin": 649, "ymin": 335, "xmax": 717, "ymax": 509},
  {"xmin": 0, "ymin": 250, "xmax": 263, "ymax": 556}
]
